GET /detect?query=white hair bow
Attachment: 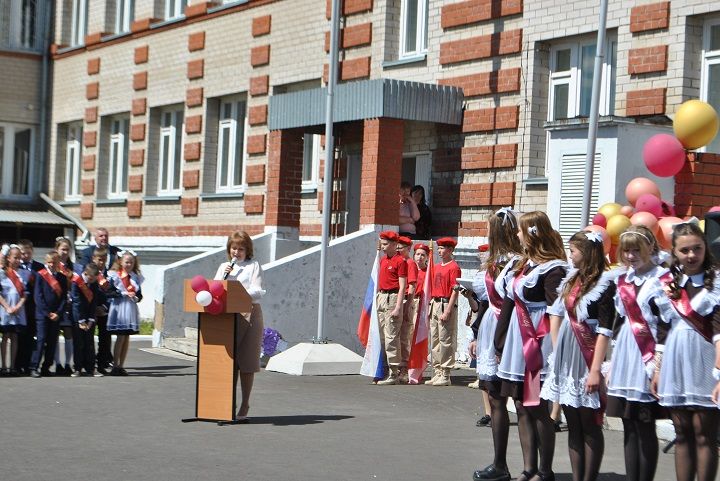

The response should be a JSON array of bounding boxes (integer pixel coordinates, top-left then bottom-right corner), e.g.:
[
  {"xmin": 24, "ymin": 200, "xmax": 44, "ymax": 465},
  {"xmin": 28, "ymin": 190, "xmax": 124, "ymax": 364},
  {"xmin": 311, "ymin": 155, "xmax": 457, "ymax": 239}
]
[
  {"xmin": 527, "ymin": 225, "xmax": 538, "ymax": 236},
  {"xmin": 119, "ymin": 249, "xmax": 138, "ymax": 257},
  {"xmin": 671, "ymin": 217, "xmax": 700, "ymax": 229},
  {"xmin": 585, "ymin": 231, "xmax": 603, "ymax": 244},
  {"xmin": 495, "ymin": 207, "xmax": 516, "ymax": 227}
]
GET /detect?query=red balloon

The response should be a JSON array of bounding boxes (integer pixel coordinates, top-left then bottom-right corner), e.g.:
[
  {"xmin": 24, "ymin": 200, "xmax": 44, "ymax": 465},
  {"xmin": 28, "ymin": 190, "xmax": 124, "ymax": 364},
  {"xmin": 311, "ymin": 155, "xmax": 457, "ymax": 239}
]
[
  {"xmin": 583, "ymin": 224, "xmax": 611, "ymax": 255},
  {"xmin": 190, "ymin": 275, "xmax": 209, "ymax": 293},
  {"xmin": 208, "ymin": 280, "xmax": 226, "ymax": 300},
  {"xmin": 626, "ymin": 177, "xmax": 661, "ymax": 206},
  {"xmin": 205, "ymin": 298, "xmax": 225, "ymax": 315},
  {"xmin": 592, "ymin": 213, "xmax": 607, "ymax": 228},
  {"xmin": 630, "ymin": 211, "xmax": 659, "ymax": 235},
  {"xmin": 643, "ymin": 133, "xmax": 687, "ymax": 177},
  {"xmin": 635, "ymin": 194, "xmax": 663, "ymax": 217}
]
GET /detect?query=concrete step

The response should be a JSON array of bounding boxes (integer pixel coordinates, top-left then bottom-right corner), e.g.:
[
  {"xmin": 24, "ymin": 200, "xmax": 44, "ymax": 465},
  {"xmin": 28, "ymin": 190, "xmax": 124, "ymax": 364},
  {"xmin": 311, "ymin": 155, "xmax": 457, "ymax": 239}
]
[
  {"xmin": 163, "ymin": 337, "xmax": 197, "ymax": 357},
  {"xmin": 184, "ymin": 327, "xmax": 198, "ymax": 340}
]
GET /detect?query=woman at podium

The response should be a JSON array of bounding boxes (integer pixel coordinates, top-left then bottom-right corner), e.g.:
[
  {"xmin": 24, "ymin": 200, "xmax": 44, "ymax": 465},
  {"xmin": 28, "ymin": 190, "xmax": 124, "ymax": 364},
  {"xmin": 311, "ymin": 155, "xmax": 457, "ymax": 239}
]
[{"xmin": 214, "ymin": 231, "xmax": 266, "ymax": 422}]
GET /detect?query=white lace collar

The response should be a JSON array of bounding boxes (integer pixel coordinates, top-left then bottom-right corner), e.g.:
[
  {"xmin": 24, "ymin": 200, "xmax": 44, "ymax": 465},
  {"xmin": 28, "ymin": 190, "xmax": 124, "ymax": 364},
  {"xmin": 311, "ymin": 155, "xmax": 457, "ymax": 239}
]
[
  {"xmin": 677, "ymin": 272, "xmax": 706, "ymax": 288},
  {"xmin": 624, "ymin": 264, "xmax": 662, "ymax": 285}
]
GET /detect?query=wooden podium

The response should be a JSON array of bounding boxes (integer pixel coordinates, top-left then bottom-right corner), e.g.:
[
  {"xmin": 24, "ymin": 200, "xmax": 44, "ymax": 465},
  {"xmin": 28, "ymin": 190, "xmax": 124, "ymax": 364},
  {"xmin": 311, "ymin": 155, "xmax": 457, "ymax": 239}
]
[{"xmin": 181, "ymin": 280, "xmax": 252, "ymax": 425}]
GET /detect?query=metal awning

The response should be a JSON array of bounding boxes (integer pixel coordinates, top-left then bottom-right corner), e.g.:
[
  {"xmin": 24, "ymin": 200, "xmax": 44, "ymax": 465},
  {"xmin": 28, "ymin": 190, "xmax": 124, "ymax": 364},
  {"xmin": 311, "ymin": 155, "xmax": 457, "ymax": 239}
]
[
  {"xmin": 0, "ymin": 209, "xmax": 75, "ymax": 226},
  {"xmin": 269, "ymin": 78, "xmax": 464, "ymax": 130}
]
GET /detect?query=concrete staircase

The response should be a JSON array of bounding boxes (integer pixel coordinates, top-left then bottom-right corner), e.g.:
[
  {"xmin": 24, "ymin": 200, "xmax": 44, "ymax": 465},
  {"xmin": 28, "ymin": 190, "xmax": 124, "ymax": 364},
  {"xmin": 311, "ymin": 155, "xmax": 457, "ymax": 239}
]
[{"xmin": 163, "ymin": 327, "xmax": 198, "ymax": 357}]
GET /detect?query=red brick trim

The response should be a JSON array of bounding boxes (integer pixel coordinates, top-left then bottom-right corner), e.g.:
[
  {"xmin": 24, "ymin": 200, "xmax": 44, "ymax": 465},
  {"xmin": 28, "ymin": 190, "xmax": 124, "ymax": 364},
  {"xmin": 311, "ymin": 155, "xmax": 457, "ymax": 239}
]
[
  {"xmin": 187, "ymin": 59, "xmax": 204, "ymax": 79},
  {"xmin": 83, "ymin": 131, "xmax": 97, "ymax": 148},
  {"xmin": 434, "ymin": 181, "xmax": 516, "ymax": 207},
  {"xmin": 84, "ymin": 106, "xmax": 98, "ymax": 124},
  {"xmin": 130, "ymin": 17, "xmax": 160, "ymax": 34},
  {"xmin": 628, "ymin": 45, "xmax": 668, "ymax": 75},
  {"xmin": 245, "ymin": 164, "xmax": 266, "ymax": 184},
  {"xmin": 81, "ymin": 178, "xmax": 95, "ymax": 195},
  {"xmin": 324, "ymin": 23, "xmax": 372, "ymax": 51},
  {"xmin": 250, "ymin": 45, "xmax": 271, "ymax": 67},
  {"xmin": 87, "ymin": 57, "xmax": 100, "ymax": 75},
  {"xmin": 182, "ymin": 169, "xmax": 200, "ymax": 189},
  {"xmin": 134, "ymin": 45, "xmax": 149, "ymax": 64},
  {"xmin": 132, "ymin": 98, "xmax": 147, "ymax": 116},
  {"xmin": 127, "ymin": 200, "xmax": 142, "ymax": 218},
  {"xmin": 80, "ymin": 202, "xmax": 94, "ymax": 220},
  {"xmin": 462, "ymin": 106, "xmax": 519, "ymax": 133},
  {"xmin": 130, "ymin": 123, "xmax": 146, "ymax": 142},
  {"xmin": 184, "ymin": 142, "xmax": 201, "ymax": 161},
  {"xmin": 185, "ymin": 2, "xmax": 213, "ymax": 18},
  {"xmin": 323, "ymin": 56, "xmax": 371, "ymax": 82},
  {"xmin": 626, "ymin": 88, "xmax": 666, "ymax": 116},
  {"xmin": 128, "ymin": 174, "xmax": 143, "ymax": 193},
  {"xmin": 326, "ymin": 0, "xmax": 373, "ymax": 18},
  {"xmin": 185, "ymin": 115, "xmax": 203, "ymax": 134},
  {"xmin": 675, "ymin": 153, "xmax": 720, "ymax": 217},
  {"xmin": 248, "ymin": 104, "xmax": 268, "ymax": 125},
  {"xmin": 249, "ymin": 75, "xmax": 269, "ymax": 96},
  {"xmin": 433, "ymin": 143, "xmax": 518, "ymax": 171},
  {"xmin": 86, "ymin": 82, "xmax": 99, "ymax": 100},
  {"xmin": 129, "ymin": 149, "xmax": 145, "ymax": 167},
  {"xmin": 84, "ymin": 32, "xmax": 112, "ymax": 46},
  {"xmin": 100, "ymin": 224, "xmax": 265, "ymax": 237},
  {"xmin": 630, "ymin": 2, "xmax": 670, "ymax": 33},
  {"xmin": 133, "ymin": 71, "xmax": 148, "ymax": 90},
  {"xmin": 247, "ymin": 134, "xmax": 267, "ymax": 154},
  {"xmin": 188, "ymin": 31, "xmax": 205, "ymax": 52},
  {"xmin": 438, "ymin": 68, "xmax": 521, "ymax": 97},
  {"xmin": 441, "ymin": 0, "xmax": 523, "ymax": 29},
  {"xmin": 181, "ymin": 197, "xmax": 199, "ymax": 216},
  {"xmin": 244, "ymin": 194, "xmax": 265, "ymax": 214},
  {"xmin": 186, "ymin": 87, "xmax": 204, "ymax": 107},
  {"xmin": 440, "ymin": 29, "xmax": 522, "ymax": 65},
  {"xmin": 82, "ymin": 154, "xmax": 96, "ymax": 171},
  {"xmin": 252, "ymin": 15, "xmax": 272, "ymax": 36}
]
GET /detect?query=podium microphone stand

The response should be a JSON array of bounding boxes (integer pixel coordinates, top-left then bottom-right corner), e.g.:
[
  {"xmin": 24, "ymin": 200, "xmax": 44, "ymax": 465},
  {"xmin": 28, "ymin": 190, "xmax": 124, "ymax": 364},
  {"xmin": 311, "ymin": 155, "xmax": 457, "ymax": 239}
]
[{"xmin": 181, "ymin": 279, "xmax": 252, "ymax": 426}]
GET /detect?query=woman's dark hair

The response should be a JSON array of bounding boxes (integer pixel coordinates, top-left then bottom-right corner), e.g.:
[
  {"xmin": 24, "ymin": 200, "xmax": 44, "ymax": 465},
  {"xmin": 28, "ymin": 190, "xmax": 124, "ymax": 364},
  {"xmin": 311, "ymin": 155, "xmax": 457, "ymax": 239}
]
[
  {"xmin": 667, "ymin": 222, "xmax": 716, "ymax": 298},
  {"xmin": 410, "ymin": 185, "xmax": 426, "ymax": 204},
  {"xmin": 562, "ymin": 231, "xmax": 608, "ymax": 299}
]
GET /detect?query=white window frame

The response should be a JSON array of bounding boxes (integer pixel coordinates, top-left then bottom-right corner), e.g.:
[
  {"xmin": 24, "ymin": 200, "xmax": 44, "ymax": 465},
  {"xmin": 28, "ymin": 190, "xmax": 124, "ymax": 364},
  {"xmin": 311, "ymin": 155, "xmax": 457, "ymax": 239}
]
[
  {"xmin": 700, "ymin": 19, "xmax": 720, "ymax": 153},
  {"xmin": 115, "ymin": 0, "xmax": 134, "ymax": 34},
  {"xmin": 7, "ymin": 0, "xmax": 38, "ymax": 50},
  {"xmin": 108, "ymin": 118, "xmax": 129, "ymax": 198},
  {"xmin": 0, "ymin": 123, "xmax": 34, "ymax": 199},
  {"xmin": 64, "ymin": 124, "xmax": 82, "ymax": 200},
  {"xmin": 164, "ymin": 0, "xmax": 187, "ymax": 20},
  {"xmin": 216, "ymin": 99, "xmax": 247, "ymax": 193},
  {"xmin": 158, "ymin": 109, "xmax": 183, "ymax": 195},
  {"xmin": 399, "ymin": 0, "xmax": 429, "ymax": 59},
  {"xmin": 302, "ymin": 134, "xmax": 321, "ymax": 191},
  {"xmin": 70, "ymin": 0, "xmax": 88, "ymax": 46},
  {"xmin": 548, "ymin": 35, "xmax": 617, "ymax": 121}
]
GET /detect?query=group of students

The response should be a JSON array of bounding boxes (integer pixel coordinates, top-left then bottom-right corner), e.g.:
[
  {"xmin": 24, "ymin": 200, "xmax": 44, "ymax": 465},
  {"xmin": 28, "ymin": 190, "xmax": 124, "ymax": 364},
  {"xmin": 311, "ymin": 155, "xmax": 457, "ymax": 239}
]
[
  {"xmin": 464, "ymin": 208, "xmax": 720, "ymax": 481},
  {"xmin": 0, "ymin": 234, "xmax": 144, "ymax": 378}
]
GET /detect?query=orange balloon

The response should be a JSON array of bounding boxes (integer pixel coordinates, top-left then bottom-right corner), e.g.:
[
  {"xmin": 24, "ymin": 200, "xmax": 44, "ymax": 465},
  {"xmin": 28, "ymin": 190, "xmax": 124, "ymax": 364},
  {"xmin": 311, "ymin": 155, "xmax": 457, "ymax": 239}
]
[
  {"xmin": 625, "ymin": 178, "xmax": 661, "ymax": 206},
  {"xmin": 620, "ymin": 205, "xmax": 635, "ymax": 217},
  {"xmin": 630, "ymin": 211, "xmax": 659, "ymax": 235},
  {"xmin": 583, "ymin": 224, "xmax": 611, "ymax": 255},
  {"xmin": 657, "ymin": 216, "xmax": 684, "ymax": 250}
]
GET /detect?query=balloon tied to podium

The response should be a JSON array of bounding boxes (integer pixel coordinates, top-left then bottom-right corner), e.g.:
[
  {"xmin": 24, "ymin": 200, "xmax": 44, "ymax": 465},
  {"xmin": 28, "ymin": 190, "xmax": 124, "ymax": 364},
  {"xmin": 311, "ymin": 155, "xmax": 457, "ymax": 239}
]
[{"xmin": 190, "ymin": 275, "xmax": 227, "ymax": 315}]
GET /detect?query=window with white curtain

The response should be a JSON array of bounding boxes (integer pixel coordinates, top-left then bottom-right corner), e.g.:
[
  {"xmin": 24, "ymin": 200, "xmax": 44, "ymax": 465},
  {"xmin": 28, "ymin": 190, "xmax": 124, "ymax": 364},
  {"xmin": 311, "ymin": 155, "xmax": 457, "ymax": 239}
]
[
  {"xmin": 701, "ymin": 20, "xmax": 720, "ymax": 153},
  {"xmin": 70, "ymin": 0, "xmax": 87, "ymax": 46},
  {"xmin": 115, "ymin": 0, "xmax": 134, "ymax": 33},
  {"xmin": 216, "ymin": 99, "xmax": 247, "ymax": 191},
  {"xmin": 159, "ymin": 109, "xmax": 183, "ymax": 194},
  {"xmin": 165, "ymin": 0, "xmax": 187, "ymax": 19},
  {"xmin": 108, "ymin": 118, "xmax": 129, "ymax": 197},
  {"xmin": 64, "ymin": 124, "xmax": 82, "ymax": 200},
  {"xmin": 0, "ymin": 123, "xmax": 33, "ymax": 198},
  {"xmin": 302, "ymin": 134, "xmax": 320, "ymax": 189},
  {"xmin": 399, "ymin": 0, "xmax": 428, "ymax": 58}
]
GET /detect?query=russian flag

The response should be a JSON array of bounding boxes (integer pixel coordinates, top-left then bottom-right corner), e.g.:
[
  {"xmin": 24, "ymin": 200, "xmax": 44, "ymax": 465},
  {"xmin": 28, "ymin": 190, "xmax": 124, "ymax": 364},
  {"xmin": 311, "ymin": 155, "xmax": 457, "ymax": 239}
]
[
  {"xmin": 359, "ymin": 251, "xmax": 385, "ymax": 379},
  {"xmin": 408, "ymin": 242, "xmax": 433, "ymax": 384}
]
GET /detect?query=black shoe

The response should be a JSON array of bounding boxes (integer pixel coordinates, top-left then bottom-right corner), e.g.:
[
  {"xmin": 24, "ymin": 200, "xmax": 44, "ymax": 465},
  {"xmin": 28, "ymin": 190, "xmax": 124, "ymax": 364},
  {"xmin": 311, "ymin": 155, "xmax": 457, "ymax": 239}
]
[
  {"xmin": 554, "ymin": 419, "xmax": 565, "ymax": 432},
  {"xmin": 473, "ymin": 464, "xmax": 510, "ymax": 481},
  {"xmin": 55, "ymin": 364, "xmax": 65, "ymax": 375},
  {"xmin": 537, "ymin": 471, "xmax": 555, "ymax": 481},
  {"xmin": 109, "ymin": 367, "xmax": 122, "ymax": 376},
  {"xmin": 119, "ymin": 367, "xmax": 128, "ymax": 376},
  {"xmin": 97, "ymin": 367, "xmax": 109, "ymax": 376},
  {"xmin": 40, "ymin": 368, "xmax": 53, "ymax": 377},
  {"xmin": 476, "ymin": 414, "xmax": 492, "ymax": 427},
  {"xmin": 30, "ymin": 369, "xmax": 41, "ymax": 378}
]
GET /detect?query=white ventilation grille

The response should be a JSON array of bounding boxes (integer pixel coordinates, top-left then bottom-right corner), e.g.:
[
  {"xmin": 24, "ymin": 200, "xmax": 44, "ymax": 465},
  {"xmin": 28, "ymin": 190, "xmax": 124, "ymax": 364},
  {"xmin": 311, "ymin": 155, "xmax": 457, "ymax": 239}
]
[{"xmin": 558, "ymin": 153, "xmax": 601, "ymax": 241}]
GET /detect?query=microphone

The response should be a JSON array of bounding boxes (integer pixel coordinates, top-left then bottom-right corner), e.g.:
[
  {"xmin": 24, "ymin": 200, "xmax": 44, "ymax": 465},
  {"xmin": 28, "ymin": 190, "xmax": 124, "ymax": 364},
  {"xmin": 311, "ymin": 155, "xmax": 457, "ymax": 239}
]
[{"xmin": 223, "ymin": 257, "xmax": 238, "ymax": 280}]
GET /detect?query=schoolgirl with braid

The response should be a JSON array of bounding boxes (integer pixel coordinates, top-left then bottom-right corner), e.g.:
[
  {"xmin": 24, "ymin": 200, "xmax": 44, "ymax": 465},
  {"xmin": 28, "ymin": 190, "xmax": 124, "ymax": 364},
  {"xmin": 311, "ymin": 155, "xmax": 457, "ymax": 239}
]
[{"xmin": 654, "ymin": 221, "xmax": 720, "ymax": 481}]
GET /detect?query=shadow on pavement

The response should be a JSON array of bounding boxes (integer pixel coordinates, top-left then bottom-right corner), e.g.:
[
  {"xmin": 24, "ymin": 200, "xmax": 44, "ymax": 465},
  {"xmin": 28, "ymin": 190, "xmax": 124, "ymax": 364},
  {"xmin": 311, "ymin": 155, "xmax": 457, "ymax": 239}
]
[
  {"xmin": 246, "ymin": 415, "xmax": 354, "ymax": 426},
  {"xmin": 556, "ymin": 474, "xmax": 625, "ymax": 481},
  {"xmin": 126, "ymin": 365, "xmax": 194, "ymax": 377}
]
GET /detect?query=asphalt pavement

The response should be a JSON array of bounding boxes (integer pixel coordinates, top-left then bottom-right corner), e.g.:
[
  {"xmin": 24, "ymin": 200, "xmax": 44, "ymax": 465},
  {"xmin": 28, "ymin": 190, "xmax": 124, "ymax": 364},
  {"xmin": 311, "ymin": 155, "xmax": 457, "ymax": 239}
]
[{"xmin": 0, "ymin": 342, "xmax": 677, "ymax": 481}]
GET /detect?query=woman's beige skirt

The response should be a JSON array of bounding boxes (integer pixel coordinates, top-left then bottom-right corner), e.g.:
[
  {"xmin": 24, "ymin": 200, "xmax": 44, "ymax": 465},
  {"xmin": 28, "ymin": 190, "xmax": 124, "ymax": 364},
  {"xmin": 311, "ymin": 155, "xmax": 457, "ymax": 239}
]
[{"xmin": 235, "ymin": 304, "xmax": 264, "ymax": 373}]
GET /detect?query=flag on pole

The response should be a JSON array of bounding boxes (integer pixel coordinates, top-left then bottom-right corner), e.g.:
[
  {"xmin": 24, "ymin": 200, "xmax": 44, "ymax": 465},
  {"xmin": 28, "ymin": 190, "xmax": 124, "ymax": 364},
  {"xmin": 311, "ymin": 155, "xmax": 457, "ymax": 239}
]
[
  {"xmin": 408, "ymin": 242, "xmax": 433, "ymax": 384},
  {"xmin": 359, "ymin": 251, "xmax": 385, "ymax": 379}
]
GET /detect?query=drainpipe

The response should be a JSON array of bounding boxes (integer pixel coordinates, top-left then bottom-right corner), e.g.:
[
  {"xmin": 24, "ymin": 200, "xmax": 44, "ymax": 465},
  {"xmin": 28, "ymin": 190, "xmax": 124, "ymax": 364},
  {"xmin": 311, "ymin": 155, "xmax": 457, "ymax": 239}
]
[
  {"xmin": 38, "ymin": 0, "xmax": 53, "ymax": 202},
  {"xmin": 40, "ymin": 192, "xmax": 91, "ymax": 243}
]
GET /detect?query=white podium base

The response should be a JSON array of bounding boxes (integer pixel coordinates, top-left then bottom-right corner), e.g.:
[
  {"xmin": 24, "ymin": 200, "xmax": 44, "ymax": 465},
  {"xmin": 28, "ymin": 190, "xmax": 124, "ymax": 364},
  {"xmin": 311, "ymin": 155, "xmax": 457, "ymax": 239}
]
[{"xmin": 265, "ymin": 342, "xmax": 363, "ymax": 376}]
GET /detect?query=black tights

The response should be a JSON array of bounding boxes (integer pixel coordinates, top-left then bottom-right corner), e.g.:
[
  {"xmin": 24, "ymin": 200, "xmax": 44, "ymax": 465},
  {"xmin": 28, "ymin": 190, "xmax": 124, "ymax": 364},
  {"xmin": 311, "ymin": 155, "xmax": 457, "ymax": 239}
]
[
  {"xmin": 622, "ymin": 418, "xmax": 658, "ymax": 481},
  {"xmin": 488, "ymin": 392, "xmax": 510, "ymax": 470},
  {"xmin": 515, "ymin": 399, "xmax": 555, "ymax": 478},
  {"xmin": 670, "ymin": 408, "xmax": 719, "ymax": 481},
  {"xmin": 563, "ymin": 406, "xmax": 604, "ymax": 481}
]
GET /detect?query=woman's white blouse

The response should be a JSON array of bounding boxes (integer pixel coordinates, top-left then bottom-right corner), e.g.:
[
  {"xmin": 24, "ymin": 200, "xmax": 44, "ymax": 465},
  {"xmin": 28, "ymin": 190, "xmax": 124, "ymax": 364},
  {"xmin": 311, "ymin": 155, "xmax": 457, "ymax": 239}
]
[{"xmin": 214, "ymin": 259, "xmax": 266, "ymax": 302}]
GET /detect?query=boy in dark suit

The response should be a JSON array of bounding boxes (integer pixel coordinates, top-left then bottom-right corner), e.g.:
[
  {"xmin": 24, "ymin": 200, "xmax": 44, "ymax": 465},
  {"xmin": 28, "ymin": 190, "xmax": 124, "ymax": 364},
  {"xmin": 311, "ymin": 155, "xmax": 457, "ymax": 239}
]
[
  {"xmin": 30, "ymin": 251, "xmax": 69, "ymax": 378},
  {"xmin": 70, "ymin": 263, "xmax": 101, "ymax": 377},
  {"xmin": 91, "ymin": 248, "xmax": 117, "ymax": 374}
]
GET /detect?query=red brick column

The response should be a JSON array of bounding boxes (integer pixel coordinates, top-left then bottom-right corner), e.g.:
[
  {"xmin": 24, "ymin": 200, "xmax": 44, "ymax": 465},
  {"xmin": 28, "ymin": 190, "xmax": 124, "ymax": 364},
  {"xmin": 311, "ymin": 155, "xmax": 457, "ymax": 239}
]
[
  {"xmin": 675, "ymin": 152, "xmax": 720, "ymax": 217},
  {"xmin": 265, "ymin": 129, "xmax": 304, "ymax": 235},
  {"xmin": 359, "ymin": 118, "xmax": 404, "ymax": 227}
]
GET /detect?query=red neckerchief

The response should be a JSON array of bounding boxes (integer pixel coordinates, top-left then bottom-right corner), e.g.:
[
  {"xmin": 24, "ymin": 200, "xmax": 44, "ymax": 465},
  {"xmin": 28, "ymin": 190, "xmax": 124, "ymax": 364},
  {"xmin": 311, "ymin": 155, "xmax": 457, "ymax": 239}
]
[
  {"xmin": 617, "ymin": 274, "xmax": 656, "ymax": 363},
  {"xmin": 5, "ymin": 268, "xmax": 25, "ymax": 299},
  {"xmin": 659, "ymin": 272, "xmax": 713, "ymax": 343},
  {"xmin": 37, "ymin": 268, "xmax": 62, "ymax": 297},
  {"xmin": 72, "ymin": 273, "xmax": 94, "ymax": 303},
  {"xmin": 97, "ymin": 271, "xmax": 109, "ymax": 290},
  {"xmin": 118, "ymin": 269, "xmax": 136, "ymax": 296}
]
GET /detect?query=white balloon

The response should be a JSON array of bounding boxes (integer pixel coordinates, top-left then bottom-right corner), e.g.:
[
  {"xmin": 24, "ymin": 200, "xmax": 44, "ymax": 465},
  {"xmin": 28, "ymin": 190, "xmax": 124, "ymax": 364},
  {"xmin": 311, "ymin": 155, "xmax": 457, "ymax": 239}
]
[{"xmin": 195, "ymin": 290, "xmax": 212, "ymax": 307}]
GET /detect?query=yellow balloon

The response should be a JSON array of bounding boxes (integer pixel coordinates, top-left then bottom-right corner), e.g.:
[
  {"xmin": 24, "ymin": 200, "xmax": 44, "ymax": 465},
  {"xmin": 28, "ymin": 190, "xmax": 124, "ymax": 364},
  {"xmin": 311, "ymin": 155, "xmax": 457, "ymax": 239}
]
[
  {"xmin": 598, "ymin": 202, "xmax": 622, "ymax": 220},
  {"xmin": 673, "ymin": 100, "xmax": 720, "ymax": 150},
  {"xmin": 699, "ymin": 219, "xmax": 705, "ymax": 232},
  {"xmin": 606, "ymin": 214, "xmax": 632, "ymax": 243}
]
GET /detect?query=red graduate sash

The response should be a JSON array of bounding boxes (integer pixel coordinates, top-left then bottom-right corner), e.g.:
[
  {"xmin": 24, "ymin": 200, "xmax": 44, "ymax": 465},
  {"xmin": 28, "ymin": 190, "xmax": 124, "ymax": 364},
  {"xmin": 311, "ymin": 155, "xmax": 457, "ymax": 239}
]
[
  {"xmin": 97, "ymin": 272, "xmax": 109, "ymax": 290},
  {"xmin": 59, "ymin": 262, "xmax": 74, "ymax": 280},
  {"xmin": 485, "ymin": 270, "xmax": 504, "ymax": 316},
  {"xmin": 6, "ymin": 268, "xmax": 25, "ymax": 299},
  {"xmin": 513, "ymin": 273, "xmax": 550, "ymax": 407},
  {"xmin": 617, "ymin": 275, "xmax": 655, "ymax": 364},
  {"xmin": 38, "ymin": 268, "xmax": 62, "ymax": 297},
  {"xmin": 118, "ymin": 269, "xmax": 136, "ymax": 296},
  {"xmin": 72, "ymin": 273, "xmax": 94, "ymax": 303},
  {"xmin": 659, "ymin": 272, "xmax": 713, "ymax": 343},
  {"xmin": 565, "ymin": 281, "xmax": 606, "ymax": 424}
]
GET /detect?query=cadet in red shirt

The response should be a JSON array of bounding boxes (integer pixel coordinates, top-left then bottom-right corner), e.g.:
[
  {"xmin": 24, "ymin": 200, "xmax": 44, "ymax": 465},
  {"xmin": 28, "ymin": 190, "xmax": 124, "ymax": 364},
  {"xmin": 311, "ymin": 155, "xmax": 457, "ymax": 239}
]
[
  {"xmin": 376, "ymin": 231, "xmax": 407, "ymax": 385},
  {"xmin": 426, "ymin": 237, "xmax": 462, "ymax": 386},
  {"xmin": 396, "ymin": 236, "xmax": 417, "ymax": 384}
]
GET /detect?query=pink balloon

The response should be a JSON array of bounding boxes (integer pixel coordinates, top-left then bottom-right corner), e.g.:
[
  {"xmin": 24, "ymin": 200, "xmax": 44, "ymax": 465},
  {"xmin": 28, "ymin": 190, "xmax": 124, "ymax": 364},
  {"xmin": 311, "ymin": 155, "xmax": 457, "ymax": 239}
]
[
  {"xmin": 661, "ymin": 201, "xmax": 675, "ymax": 217},
  {"xmin": 190, "ymin": 275, "xmax": 209, "ymax": 293},
  {"xmin": 592, "ymin": 213, "xmax": 607, "ymax": 228},
  {"xmin": 208, "ymin": 280, "xmax": 226, "ymax": 300},
  {"xmin": 657, "ymin": 216, "xmax": 684, "ymax": 249},
  {"xmin": 630, "ymin": 211, "xmax": 659, "ymax": 235},
  {"xmin": 620, "ymin": 205, "xmax": 635, "ymax": 217},
  {"xmin": 635, "ymin": 194, "xmax": 663, "ymax": 217},
  {"xmin": 626, "ymin": 177, "xmax": 662, "ymax": 206},
  {"xmin": 709, "ymin": 206, "xmax": 720, "ymax": 213},
  {"xmin": 643, "ymin": 134, "xmax": 687, "ymax": 177},
  {"xmin": 583, "ymin": 225, "xmax": 611, "ymax": 255},
  {"xmin": 205, "ymin": 298, "xmax": 225, "ymax": 315}
]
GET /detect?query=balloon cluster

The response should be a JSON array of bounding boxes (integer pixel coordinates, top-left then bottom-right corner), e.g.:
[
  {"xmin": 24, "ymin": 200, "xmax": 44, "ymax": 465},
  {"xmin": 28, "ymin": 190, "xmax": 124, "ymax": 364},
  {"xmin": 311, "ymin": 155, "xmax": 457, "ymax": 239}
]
[
  {"xmin": 642, "ymin": 100, "xmax": 719, "ymax": 177},
  {"xmin": 190, "ymin": 275, "xmax": 227, "ymax": 315}
]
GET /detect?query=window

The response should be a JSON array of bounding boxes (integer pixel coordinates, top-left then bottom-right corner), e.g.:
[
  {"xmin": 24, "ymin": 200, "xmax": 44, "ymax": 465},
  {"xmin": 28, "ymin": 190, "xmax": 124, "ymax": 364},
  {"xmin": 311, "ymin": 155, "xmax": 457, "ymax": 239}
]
[
  {"xmin": 70, "ymin": 0, "xmax": 87, "ymax": 46},
  {"xmin": 0, "ymin": 123, "xmax": 33, "ymax": 198},
  {"xmin": 108, "ymin": 118, "xmax": 129, "ymax": 198},
  {"xmin": 1, "ymin": 0, "xmax": 42, "ymax": 50},
  {"xmin": 115, "ymin": 0, "xmax": 134, "ymax": 33},
  {"xmin": 399, "ymin": 0, "xmax": 428, "ymax": 58},
  {"xmin": 158, "ymin": 109, "xmax": 183, "ymax": 194},
  {"xmin": 701, "ymin": 20, "xmax": 720, "ymax": 153},
  {"xmin": 216, "ymin": 100, "xmax": 246, "ymax": 192},
  {"xmin": 64, "ymin": 124, "xmax": 82, "ymax": 200},
  {"xmin": 165, "ymin": 0, "xmax": 187, "ymax": 19},
  {"xmin": 548, "ymin": 36, "xmax": 617, "ymax": 121},
  {"xmin": 302, "ymin": 134, "xmax": 320, "ymax": 189}
]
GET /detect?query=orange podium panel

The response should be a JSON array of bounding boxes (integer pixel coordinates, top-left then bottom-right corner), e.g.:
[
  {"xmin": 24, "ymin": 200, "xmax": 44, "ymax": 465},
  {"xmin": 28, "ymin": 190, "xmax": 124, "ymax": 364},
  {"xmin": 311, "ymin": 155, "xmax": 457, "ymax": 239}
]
[{"xmin": 182, "ymin": 280, "xmax": 253, "ymax": 425}]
